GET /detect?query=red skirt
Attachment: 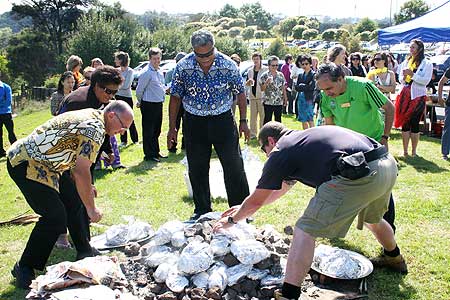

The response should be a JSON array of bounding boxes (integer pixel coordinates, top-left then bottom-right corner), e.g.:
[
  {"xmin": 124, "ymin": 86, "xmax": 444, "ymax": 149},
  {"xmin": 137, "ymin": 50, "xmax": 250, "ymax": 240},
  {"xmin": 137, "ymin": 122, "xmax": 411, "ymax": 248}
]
[{"xmin": 394, "ymin": 85, "xmax": 426, "ymax": 128}]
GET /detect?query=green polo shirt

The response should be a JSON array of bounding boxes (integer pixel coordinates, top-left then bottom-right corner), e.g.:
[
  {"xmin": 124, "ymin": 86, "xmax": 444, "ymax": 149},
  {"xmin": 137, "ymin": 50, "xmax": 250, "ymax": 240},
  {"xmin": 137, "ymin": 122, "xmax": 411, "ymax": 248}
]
[{"xmin": 320, "ymin": 76, "xmax": 387, "ymax": 141}]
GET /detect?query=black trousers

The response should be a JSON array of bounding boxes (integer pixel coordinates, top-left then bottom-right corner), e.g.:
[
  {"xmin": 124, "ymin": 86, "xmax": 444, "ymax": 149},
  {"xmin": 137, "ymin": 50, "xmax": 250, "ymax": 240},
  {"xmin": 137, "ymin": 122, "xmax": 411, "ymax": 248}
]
[
  {"xmin": 383, "ymin": 194, "xmax": 396, "ymax": 233},
  {"xmin": 140, "ymin": 101, "xmax": 163, "ymax": 159},
  {"xmin": 169, "ymin": 105, "xmax": 185, "ymax": 151},
  {"xmin": 7, "ymin": 161, "xmax": 92, "ymax": 270},
  {"xmin": 115, "ymin": 95, "xmax": 138, "ymax": 144},
  {"xmin": 287, "ymin": 90, "xmax": 295, "ymax": 114},
  {"xmin": 184, "ymin": 110, "xmax": 249, "ymax": 214},
  {"xmin": 0, "ymin": 113, "xmax": 17, "ymax": 154},
  {"xmin": 263, "ymin": 104, "xmax": 283, "ymax": 124}
]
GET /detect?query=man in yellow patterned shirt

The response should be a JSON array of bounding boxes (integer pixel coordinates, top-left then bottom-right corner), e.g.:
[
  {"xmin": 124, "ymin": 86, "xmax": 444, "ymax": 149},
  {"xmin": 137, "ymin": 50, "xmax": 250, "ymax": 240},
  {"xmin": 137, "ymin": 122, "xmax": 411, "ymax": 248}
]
[{"xmin": 6, "ymin": 101, "xmax": 133, "ymax": 289}]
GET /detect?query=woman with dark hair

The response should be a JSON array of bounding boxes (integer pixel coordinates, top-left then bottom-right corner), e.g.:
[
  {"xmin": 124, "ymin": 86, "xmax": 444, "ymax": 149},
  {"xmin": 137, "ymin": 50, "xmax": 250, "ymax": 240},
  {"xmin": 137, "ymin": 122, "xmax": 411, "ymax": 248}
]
[
  {"xmin": 295, "ymin": 55, "xmax": 315, "ymax": 129},
  {"xmin": 327, "ymin": 44, "xmax": 352, "ymax": 76},
  {"xmin": 50, "ymin": 71, "xmax": 74, "ymax": 116},
  {"xmin": 395, "ymin": 39, "xmax": 433, "ymax": 157},
  {"xmin": 260, "ymin": 56, "xmax": 288, "ymax": 123},
  {"xmin": 246, "ymin": 52, "xmax": 267, "ymax": 138},
  {"xmin": 114, "ymin": 51, "xmax": 138, "ymax": 146},
  {"xmin": 367, "ymin": 51, "xmax": 396, "ymax": 98},
  {"xmin": 349, "ymin": 52, "xmax": 367, "ymax": 77}
]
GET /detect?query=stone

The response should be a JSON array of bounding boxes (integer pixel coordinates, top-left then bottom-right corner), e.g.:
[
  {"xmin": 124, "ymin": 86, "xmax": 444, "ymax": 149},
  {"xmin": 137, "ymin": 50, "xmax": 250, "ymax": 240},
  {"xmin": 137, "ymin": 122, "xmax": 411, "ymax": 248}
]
[
  {"xmin": 255, "ymin": 257, "xmax": 271, "ymax": 270},
  {"xmin": 222, "ymin": 253, "xmax": 240, "ymax": 267},
  {"xmin": 124, "ymin": 242, "xmax": 141, "ymax": 256},
  {"xmin": 205, "ymin": 287, "xmax": 222, "ymax": 300},
  {"xmin": 283, "ymin": 225, "xmax": 294, "ymax": 235},
  {"xmin": 157, "ymin": 291, "xmax": 177, "ymax": 300}
]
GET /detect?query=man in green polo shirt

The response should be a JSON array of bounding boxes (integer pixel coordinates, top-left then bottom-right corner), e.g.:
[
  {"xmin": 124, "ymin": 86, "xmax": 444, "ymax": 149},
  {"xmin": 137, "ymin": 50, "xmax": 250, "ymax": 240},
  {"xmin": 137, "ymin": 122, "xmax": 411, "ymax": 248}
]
[
  {"xmin": 316, "ymin": 62, "xmax": 398, "ymax": 238},
  {"xmin": 317, "ymin": 63, "xmax": 394, "ymax": 144}
]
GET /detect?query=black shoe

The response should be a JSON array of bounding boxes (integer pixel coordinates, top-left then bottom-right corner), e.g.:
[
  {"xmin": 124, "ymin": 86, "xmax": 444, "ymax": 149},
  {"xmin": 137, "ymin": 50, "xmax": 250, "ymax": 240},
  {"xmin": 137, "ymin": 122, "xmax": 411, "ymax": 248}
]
[
  {"xmin": 189, "ymin": 213, "xmax": 203, "ymax": 221},
  {"xmin": 144, "ymin": 156, "xmax": 160, "ymax": 162},
  {"xmin": 11, "ymin": 262, "xmax": 35, "ymax": 289},
  {"xmin": 158, "ymin": 153, "xmax": 168, "ymax": 159},
  {"xmin": 76, "ymin": 247, "xmax": 101, "ymax": 261},
  {"xmin": 0, "ymin": 152, "xmax": 6, "ymax": 158}
]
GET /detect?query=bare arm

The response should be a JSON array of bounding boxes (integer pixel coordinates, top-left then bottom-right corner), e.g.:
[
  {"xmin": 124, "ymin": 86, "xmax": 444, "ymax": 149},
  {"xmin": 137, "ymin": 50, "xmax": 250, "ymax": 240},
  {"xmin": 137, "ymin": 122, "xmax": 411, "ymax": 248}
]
[
  {"xmin": 71, "ymin": 156, "xmax": 102, "ymax": 222},
  {"xmin": 167, "ymin": 95, "xmax": 182, "ymax": 148},
  {"xmin": 237, "ymin": 92, "xmax": 250, "ymax": 141},
  {"xmin": 324, "ymin": 116, "xmax": 335, "ymax": 125}
]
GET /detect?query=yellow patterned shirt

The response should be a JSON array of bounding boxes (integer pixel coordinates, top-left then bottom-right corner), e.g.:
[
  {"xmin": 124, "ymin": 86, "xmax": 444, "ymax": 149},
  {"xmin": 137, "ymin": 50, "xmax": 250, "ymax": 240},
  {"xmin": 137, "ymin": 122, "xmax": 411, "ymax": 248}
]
[{"xmin": 7, "ymin": 109, "xmax": 105, "ymax": 192}]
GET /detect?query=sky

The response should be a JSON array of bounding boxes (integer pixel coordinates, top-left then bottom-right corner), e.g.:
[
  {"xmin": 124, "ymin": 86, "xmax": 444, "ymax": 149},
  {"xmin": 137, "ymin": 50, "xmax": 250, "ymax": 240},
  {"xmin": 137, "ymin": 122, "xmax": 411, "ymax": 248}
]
[{"xmin": 0, "ymin": 0, "xmax": 446, "ymax": 19}]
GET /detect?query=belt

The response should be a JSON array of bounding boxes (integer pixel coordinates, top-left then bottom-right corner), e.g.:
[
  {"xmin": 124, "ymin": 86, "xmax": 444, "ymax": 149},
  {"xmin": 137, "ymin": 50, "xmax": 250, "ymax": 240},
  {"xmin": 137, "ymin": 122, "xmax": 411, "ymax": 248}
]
[{"xmin": 364, "ymin": 146, "xmax": 388, "ymax": 163}]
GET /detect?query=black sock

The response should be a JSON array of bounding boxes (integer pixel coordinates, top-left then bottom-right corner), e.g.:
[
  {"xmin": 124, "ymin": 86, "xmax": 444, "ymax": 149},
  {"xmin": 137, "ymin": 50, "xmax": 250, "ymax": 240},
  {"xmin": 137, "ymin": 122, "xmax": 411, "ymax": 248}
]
[
  {"xmin": 281, "ymin": 282, "xmax": 301, "ymax": 299},
  {"xmin": 384, "ymin": 245, "xmax": 400, "ymax": 257}
]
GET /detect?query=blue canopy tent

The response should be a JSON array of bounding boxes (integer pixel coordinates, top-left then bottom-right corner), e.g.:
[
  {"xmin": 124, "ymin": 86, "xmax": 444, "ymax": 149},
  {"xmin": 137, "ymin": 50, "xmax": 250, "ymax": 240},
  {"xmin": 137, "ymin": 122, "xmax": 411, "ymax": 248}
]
[{"xmin": 378, "ymin": 0, "xmax": 450, "ymax": 45}]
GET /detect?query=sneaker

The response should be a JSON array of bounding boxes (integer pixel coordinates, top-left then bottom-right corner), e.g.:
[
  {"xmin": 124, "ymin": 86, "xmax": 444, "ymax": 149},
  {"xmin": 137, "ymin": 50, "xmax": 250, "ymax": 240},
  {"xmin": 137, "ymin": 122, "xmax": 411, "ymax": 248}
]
[
  {"xmin": 76, "ymin": 247, "xmax": 101, "ymax": 261},
  {"xmin": 11, "ymin": 262, "xmax": 35, "ymax": 289},
  {"xmin": 119, "ymin": 142, "xmax": 127, "ymax": 148},
  {"xmin": 371, "ymin": 254, "xmax": 408, "ymax": 274},
  {"xmin": 443, "ymin": 155, "xmax": 448, "ymax": 161},
  {"xmin": 112, "ymin": 164, "xmax": 127, "ymax": 169}
]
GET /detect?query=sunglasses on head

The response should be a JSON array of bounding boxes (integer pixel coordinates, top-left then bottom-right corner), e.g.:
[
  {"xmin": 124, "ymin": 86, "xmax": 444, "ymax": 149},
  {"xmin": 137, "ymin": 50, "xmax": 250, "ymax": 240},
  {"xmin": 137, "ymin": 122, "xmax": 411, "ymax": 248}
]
[
  {"xmin": 194, "ymin": 48, "xmax": 215, "ymax": 58},
  {"xmin": 99, "ymin": 85, "xmax": 118, "ymax": 95}
]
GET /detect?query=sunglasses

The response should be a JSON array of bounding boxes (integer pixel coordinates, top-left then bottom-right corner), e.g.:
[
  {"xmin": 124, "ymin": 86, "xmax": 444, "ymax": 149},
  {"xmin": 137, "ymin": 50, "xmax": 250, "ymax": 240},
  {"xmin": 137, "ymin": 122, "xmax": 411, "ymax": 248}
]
[
  {"xmin": 301, "ymin": 62, "xmax": 310, "ymax": 66},
  {"xmin": 270, "ymin": 64, "xmax": 278, "ymax": 67},
  {"xmin": 260, "ymin": 143, "xmax": 267, "ymax": 154},
  {"xmin": 351, "ymin": 58, "xmax": 360, "ymax": 61},
  {"xmin": 194, "ymin": 48, "xmax": 215, "ymax": 58},
  {"xmin": 114, "ymin": 113, "xmax": 128, "ymax": 130},
  {"xmin": 100, "ymin": 86, "xmax": 118, "ymax": 95},
  {"xmin": 374, "ymin": 57, "xmax": 383, "ymax": 61}
]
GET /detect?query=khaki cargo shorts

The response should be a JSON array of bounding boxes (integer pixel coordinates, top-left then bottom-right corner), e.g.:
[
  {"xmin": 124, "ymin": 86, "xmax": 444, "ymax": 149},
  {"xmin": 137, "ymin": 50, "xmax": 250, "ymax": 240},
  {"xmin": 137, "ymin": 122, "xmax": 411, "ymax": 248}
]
[{"xmin": 296, "ymin": 154, "xmax": 398, "ymax": 239}]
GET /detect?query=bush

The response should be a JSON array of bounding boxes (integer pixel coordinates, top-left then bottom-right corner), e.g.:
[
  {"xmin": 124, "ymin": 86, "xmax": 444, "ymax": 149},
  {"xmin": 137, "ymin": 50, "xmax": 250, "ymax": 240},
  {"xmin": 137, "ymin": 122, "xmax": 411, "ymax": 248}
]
[
  {"xmin": 217, "ymin": 30, "xmax": 228, "ymax": 38},
  {"xmin": 44, "ymin": 75, "xmax": 60, "ymax": 88},
  {"xmin": 264, "ymin": 38, "xmax": 287, "ymax": 59},
  {"xmin": 228, "ymin": 27, "xmax": 242, "ymax": 38},
  {"xmin": 254, "ymin": 30, "xmax": 268, "ymax": 39},
  {"xmin": 215, "ymin": 36, "xmax": 249, "ymax": 60}
]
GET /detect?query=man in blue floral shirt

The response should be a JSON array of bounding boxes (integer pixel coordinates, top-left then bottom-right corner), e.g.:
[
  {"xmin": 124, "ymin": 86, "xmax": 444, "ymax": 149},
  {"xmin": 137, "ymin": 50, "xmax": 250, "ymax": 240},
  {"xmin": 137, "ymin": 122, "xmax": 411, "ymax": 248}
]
[{"xmin": 168, "ymin": 29, "xmax": 250, "ymax": 220}]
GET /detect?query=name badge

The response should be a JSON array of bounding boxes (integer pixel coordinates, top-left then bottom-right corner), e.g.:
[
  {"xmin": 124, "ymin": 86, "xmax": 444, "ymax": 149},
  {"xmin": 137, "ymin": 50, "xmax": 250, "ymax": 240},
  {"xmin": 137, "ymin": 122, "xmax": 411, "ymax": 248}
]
[{"xmin": 341, "ymin": 102, "xmax": 351, "ymax": 108}]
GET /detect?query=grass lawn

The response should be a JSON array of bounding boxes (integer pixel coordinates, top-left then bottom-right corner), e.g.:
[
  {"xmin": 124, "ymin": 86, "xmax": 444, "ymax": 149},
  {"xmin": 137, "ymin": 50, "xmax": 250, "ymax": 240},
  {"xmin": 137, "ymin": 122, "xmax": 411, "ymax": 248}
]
[{"xmin": 0, "ymin": 99, "xmax": 449, "ymax": 300}]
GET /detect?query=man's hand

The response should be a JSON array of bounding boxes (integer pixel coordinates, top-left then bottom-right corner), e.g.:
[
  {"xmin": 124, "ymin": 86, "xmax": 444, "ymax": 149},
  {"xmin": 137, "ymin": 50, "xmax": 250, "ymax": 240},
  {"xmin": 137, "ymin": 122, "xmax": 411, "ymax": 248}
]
[
  {"xmin": 239, "ymin": 122, "xmax": 250, "ymax": 142},
  {"xmin": 87, "ymin": 207, "xmax": 103, "ymax": 223},
  {"xmin": 167, "ymin": 128, "xmax": 178, "ymax": 149},
  {"xmin": 136, "ymin": 102, "xmax": 141, "ymax": 108},
  {"xmin": 380, "ymin": 137, "xmax": 389, "ymax": 152},
  {"xmin": 221, "ymin": 205, "xmax": 241, "ymax": 217},
  {"xmin": 213, "ymin": 216, "xmax": 234, "ymax": 232}
]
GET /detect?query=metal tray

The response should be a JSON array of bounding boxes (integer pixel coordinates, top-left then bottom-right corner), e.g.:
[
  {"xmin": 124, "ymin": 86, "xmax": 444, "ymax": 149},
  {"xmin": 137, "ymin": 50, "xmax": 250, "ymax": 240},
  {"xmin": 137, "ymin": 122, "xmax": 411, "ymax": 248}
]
[
  {"xmin": 90, "ymin": 233, "xmax": 152, "ymax": 250},
  {"xmin": 310, "ymin": 245, "xmax": 373, "ymax": 280}
]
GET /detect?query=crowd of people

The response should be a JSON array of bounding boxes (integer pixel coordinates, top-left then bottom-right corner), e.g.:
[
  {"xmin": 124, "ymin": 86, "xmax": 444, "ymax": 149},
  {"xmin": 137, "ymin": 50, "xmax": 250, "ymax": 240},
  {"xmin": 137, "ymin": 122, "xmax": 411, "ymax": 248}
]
[{"xmin": 1, "ymin": 29, "xmax": 447, "ymax": 298}]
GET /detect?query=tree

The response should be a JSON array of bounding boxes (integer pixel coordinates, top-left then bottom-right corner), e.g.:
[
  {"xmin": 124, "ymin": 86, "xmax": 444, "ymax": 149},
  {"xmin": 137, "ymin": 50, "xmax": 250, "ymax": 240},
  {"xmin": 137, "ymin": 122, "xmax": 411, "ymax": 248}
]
[
  {"xmin": 150, "ymin": 27, "xmax": 191, "ymax": 60},
  {"xmin": 354, "ymin": 17, "xmax": 378, "ymax": 34},
  {"xmin": 65, "ymin": 13, "xmax": 123, "ymax": 67},
  {"xmin": 11, "ymin": 0, "xmax": 95, "ymax": 55},
  {"xmin": 291, "ymin": 25, "xmax": 308, "ymax": 40},
  {"xmin": 239, "ymin": 3, "xmax": 272, "ymax": 31},
  {"xmin": 335, "ymin": 28, "xmax": 350, "ymax": 41},
  {"xmin": 218, "ymin": 4, "xmax": 240, "ymax": 19},
  {"xmin": 217, "ymin": 30, "xmax": 228, "ymax": 38},
  {"xmin": 241, "ymin": 27, "xmax": 255, "ymax": 41},
  {"xmin": 394, "ymin": 0, "xmax": 429, "ymax": 25},
  {"xmin": 254, "ymin": 30, "xmax": 267, "ymax": 39},
  {"xmin": 321, "ymin": 28, "xmax": 337, "ymax": 42},
  {"xmin": 228, "ymin": 18, "xmax": 246, "ymax": 28},
  {"xmin": 297, "ymin": 16, "xmax": 308, "ymax": 26},
  {"xmin": 138, "ymin": 10, "xmax": 180, "ymax": 33},
  {"xmin": 370, "ymin": 30, "xmax": 378, "ymax": 41},
  {"xmin": 302, "ymin": 29, "xmax": 319, "ymax": 40},
  {"xmin": 264, "ymin": 38, "xmax": 287, "ymax": 58},
  {"xmin": 278, "ymin": 17, "xmax": 298, "ymax": 41},
  {"xmin": 0, "ymin": 28, "xmax": 13, "ymax": 54},
  {"xmin": 215, "ymin": 36, "xmax": 249, "ymax": 60},
  {"xmin": 358, "ymin": 31, "xmax": 371, "ymax": 42},
  {"xmin": 6, "ymin": 28, "xmax": 55, "ymax": 86},
  {"xmin": 228, "ymin": 27, "xmax": 242, "ymax": 38},
  {"xmin": 305, "ymin": 18, "xmax": 320, "ymax": 31}
]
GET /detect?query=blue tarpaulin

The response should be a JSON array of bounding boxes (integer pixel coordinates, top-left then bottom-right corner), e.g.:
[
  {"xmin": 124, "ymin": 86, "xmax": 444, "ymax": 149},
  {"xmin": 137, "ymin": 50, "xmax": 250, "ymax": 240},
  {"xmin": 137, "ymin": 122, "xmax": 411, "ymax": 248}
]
[{"xmin": 378, "ymin": 0, "xmax": 450, "ymax": 45}]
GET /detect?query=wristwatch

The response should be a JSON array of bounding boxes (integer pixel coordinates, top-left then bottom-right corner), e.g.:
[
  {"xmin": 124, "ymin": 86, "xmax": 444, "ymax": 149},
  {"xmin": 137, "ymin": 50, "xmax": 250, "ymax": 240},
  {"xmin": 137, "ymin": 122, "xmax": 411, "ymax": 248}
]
[
  {"xmin": 227, "ymin": 216, "xmax": 237, "ymax": 224},
  {"xmin": 381, "ymin": 135, "xmax": 390, "ymax": 140}
]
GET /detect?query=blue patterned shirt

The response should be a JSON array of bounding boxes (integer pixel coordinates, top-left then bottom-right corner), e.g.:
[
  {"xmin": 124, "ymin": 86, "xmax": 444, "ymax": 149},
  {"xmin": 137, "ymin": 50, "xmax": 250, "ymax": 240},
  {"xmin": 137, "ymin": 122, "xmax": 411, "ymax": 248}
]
[{"xmin": 170, "ymin": 52, "xmax": 244, "ymax": 116}]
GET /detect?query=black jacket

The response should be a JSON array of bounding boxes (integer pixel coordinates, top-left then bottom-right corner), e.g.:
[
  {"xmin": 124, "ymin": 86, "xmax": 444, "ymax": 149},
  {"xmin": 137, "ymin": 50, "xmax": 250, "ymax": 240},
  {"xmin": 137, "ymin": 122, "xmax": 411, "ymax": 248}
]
[{"xmin": 295, "ymin": 70, "xmax": 316, "ymax": 100}]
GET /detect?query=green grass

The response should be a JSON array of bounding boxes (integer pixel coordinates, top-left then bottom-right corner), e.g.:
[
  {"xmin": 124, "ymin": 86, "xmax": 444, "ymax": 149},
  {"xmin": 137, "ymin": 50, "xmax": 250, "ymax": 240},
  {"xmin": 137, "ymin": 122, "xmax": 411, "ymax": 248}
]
[{"xmin": 0, "ymin": 100, "xmax": 449, "ymax": 300}]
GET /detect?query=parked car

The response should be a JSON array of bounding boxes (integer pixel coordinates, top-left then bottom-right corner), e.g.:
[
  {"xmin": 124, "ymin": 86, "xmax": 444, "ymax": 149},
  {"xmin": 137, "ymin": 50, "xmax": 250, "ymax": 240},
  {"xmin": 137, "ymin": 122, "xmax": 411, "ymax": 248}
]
[
  {"xmin": 131, "ymin": 59, "xmax": 175, "ymax": 89},
  {"xmin": 429, "ymin": 55, "xmax": 450, "ymax": 81}
]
